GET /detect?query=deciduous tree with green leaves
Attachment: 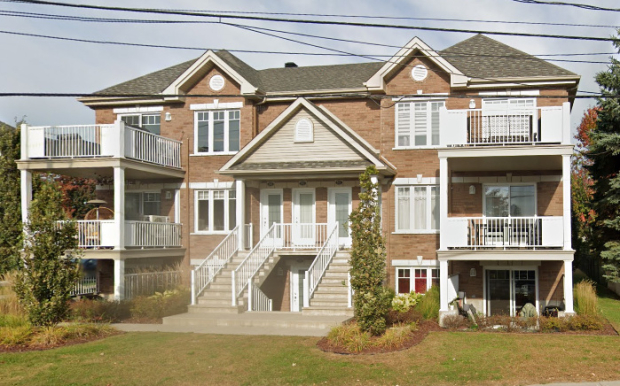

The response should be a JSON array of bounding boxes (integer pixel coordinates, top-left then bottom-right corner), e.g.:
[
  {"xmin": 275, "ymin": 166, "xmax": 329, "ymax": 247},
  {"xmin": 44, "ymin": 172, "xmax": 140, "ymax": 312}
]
[
  {"xmin": 349, "ymin": 166, "xmax": 391, "ymax": 335},
  {"xmin": 14, "ymin": 179, "xmax": 81, "ymax": 326},
  {"xmin": 586, "ymin": 32, "xmax": 620, "ymax": 283},
  {"xmin": 0, "ymin": 122, "xmax": 22, "ymax": 274}
]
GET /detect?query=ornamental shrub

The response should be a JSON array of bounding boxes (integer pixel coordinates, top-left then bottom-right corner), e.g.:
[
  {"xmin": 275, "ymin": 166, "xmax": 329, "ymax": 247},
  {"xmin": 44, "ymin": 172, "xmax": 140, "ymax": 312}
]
[{"xmin": 416, "ymin": 286, "xmax": 440, "ymax": 320}]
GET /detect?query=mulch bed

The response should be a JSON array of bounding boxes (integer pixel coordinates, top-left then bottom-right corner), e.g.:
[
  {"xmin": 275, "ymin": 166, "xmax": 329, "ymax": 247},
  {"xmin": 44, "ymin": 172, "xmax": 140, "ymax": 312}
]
[{"xmin": 317, "ymin": 320, "xmax": 442, "ymax": 355}]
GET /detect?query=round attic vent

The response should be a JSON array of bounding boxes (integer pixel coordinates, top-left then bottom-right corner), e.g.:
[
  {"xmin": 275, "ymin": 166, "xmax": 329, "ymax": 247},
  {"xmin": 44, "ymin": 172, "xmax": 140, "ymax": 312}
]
[
  {"xmin": 411, "ymin": 65, "xmax": 428, "ymax": 81},
  {"xmin": 209, "ymin": 75, "xmax": 225, "ymax": 91}
]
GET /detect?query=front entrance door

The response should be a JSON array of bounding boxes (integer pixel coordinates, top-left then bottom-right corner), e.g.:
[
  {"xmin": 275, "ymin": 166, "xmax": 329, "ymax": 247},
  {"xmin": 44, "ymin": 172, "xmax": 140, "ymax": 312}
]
[
  {"xmin": 328, "ymin": 188, "xmax": 352, "ymax": 247},
  {"xmin": 486, "ymin": 269, "xmax": 537, "ymax": 316},
  {"xmin": 291, "ymin": 267, "xmax": 308, "ymax": 312},
  {"xmin": 260, "ymin": 189, "xmax": 283, "ymax": 246},
  {"xmin": 292, "ymin": 189, "xmax": 315, "ymax": 247}
]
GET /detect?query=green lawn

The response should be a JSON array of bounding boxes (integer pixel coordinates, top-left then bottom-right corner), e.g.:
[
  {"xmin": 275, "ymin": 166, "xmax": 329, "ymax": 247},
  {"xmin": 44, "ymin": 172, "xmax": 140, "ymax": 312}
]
[
  {"xmin": 599, "ymin": 285, "xmax": 620, "ymax": 331},
  {"xmin": 1, "ymin": 291, "xmax": 619, "ymax": 386}
]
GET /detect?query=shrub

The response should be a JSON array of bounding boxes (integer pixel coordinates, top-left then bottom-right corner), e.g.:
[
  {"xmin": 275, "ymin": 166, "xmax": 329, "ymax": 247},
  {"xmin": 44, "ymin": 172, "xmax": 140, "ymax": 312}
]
[
  {"xmin": 565, "ymin": 314, "xmax": 603, "ymax": 331},
  {"xmin": 70, "ymin": 298, "xmax": 132, "ymax": 323},
  {"xmin": 0, "ymin": 272, "xmax": 24, "ymax": 317},
  {"xmin": 326, "ymin": 323, "xmax": 371, "ymax": 353},
  {"xmin": 130, "ymin": 288, "xmax": 190, "ymax": 320},
  {"xmin": 442, "ymin": 315, "xmax": 470, "ymax": 330},
  {"xmin": 391, "ymin": 292, "xmax": 422, "ymax": 313},
  {"xmin": 375, "ymin": 325, "xmax": 409, "ymax": 349},
  {"xmin": 0, "ymin": 325, "xmax": 34, "ymax": 346},
  {"xmin": 574, "ymin": 280, "xmax": 598, "ymax": 316},
  {"xmin": 386, "ymin": 308, "xmax": 423, "ymax": 326},
  {"xmin": 416, "ymin": 286, "xmax": 440, "ymax": 320},
  {"xmin": 356, "ymin": 287, "xmax": 392, "ymax": 335}
]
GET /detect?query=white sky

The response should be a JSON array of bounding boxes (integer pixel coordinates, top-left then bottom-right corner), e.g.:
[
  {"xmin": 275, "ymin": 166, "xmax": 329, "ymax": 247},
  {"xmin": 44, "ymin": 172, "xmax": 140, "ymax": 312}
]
[{"xmin": 0, "ymin": 0, "xmax": 618, "ymax": 134}]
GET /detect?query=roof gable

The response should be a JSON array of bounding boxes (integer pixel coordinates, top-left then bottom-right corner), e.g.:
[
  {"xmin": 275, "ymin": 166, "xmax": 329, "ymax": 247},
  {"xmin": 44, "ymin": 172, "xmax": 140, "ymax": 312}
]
[
  {"xmin": 365, "ymin": 36, "xmax": 467, "ymax": 91},
  {"xmin": 220, "ymin": 98, "xmax": 395, "ymax": 176}
]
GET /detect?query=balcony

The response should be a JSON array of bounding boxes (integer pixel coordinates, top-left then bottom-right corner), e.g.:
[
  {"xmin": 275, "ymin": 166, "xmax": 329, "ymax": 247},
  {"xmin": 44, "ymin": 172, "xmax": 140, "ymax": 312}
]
[
  {"xmin": 443, "ymin": 216, "xmax": 564, "ymax": 250},
  {"xmin": 71, "ymin": 220, "xmax": 182, "ymax": 249},
  {"xmin": 21, "ymin": 122, "xmax": 182, "ymax": 169},
  {"xmin": 439, "ymin": 102, "xmax": 571, "ymax": 147}
]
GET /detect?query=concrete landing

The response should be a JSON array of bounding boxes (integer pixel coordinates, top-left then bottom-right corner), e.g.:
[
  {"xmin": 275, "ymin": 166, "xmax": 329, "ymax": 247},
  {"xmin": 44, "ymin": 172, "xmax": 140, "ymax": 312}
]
[{"xmin": 113, "ymin": 312, "xmax": 350, "ymax": 337}]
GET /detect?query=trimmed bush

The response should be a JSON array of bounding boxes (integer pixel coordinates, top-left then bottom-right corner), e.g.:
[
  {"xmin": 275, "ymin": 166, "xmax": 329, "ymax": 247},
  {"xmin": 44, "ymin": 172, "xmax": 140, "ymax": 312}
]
[{"xmin": 416, "ymin": 286, "xmax": 440, "ymax": 320}]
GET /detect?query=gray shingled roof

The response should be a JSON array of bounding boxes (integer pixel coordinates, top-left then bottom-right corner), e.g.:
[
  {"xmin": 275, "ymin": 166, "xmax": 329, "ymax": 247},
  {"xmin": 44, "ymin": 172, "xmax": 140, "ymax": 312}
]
[
  {"xmin": 440, "ymin": 34, "xmax": 577, "ymax": 79},
  {"xmin": 94, "ymin": 34, "xmax": 576, "ymax": 96}
]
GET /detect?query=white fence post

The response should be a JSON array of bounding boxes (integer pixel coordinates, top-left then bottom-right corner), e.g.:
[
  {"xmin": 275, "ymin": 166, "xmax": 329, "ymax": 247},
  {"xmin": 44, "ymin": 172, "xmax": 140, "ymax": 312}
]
[
  {"xmin": 191, "ymin": 270, "xmax": 196, "ymax": 305},
  {"xmin": 303, "ymin": 271, "xmax": 310, "ymax": 308},
  {"xmin": 231, "ymin": 271, "xmax": 236, "ymax": 307},
  {"xmin": 247, "ymin": 278, "xmax": 253, "ymax": 312}
]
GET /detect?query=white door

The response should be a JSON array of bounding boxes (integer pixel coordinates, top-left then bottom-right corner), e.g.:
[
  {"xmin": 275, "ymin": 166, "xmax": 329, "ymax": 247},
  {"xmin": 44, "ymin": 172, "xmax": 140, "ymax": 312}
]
[
  {"xmin": 260, "ymin": 189, "xmax": 283, "ymax": 246},
  {"xmin": 292, "ymin": 189, "xmax": 315, "ymax": 247},
  {"xmin": 328, "ymin": 188, "xmax": 352, "ymax": 247},
  {"xmin": 290, "ymin": 267, "xmax": 307, "ymax": 312}
]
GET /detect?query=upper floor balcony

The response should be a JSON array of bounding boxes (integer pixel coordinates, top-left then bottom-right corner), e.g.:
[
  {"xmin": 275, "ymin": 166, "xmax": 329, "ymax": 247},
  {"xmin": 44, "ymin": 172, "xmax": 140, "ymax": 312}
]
[
  {"xmin": 20, "ymin": 121, "xmax": 183, "ymax": 175},
  {"xmin": 439, "ymin": 102, "xmax": 571, "ymax": 147}
]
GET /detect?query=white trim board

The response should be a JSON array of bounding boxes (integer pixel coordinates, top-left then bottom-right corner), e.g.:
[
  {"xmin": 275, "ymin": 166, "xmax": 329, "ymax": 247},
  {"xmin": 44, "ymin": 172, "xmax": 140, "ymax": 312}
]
[
  {"xmin": 451, "ymin": 175, "xmax": 562, "ymax": 183},
  {"xmin": 393, "ymin": 177, "xmax": 439, "ymax": 185},
  {"xmin": 113, "ymin": 106, "xmax": 163, "ymax": 114},
  {"xmin": 392, "ymin": 259, "xmax": 440, "ymax": 267},
  {"xmin": 190, "ymin": 101, "xmax": 244, "ymax": 110}
]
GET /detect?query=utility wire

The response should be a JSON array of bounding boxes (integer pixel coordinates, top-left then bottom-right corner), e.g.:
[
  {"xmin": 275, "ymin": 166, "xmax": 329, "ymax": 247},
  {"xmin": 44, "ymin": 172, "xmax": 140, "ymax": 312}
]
[
  {"xmin": 0, "ymin": 7, "xmax": 618, "ymax": 29},
  {"xmin": 2, "ymin": 0, "xmax": 618, "ymax": 42},
  {"xmin": 511, "ymin": 0, "xmax": 620, "ymax": 12},
  {"xmin": 0, "ymin": 28, "xmax": 613, "ymax": 65}
]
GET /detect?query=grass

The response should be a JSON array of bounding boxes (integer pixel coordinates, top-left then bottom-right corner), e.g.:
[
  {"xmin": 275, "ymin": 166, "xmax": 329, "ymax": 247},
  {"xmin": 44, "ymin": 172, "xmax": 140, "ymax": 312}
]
[
  {"xmin": 598, "ymin": 285, "xmax": 620, "ymax": 331},
  {"xmin": 0, "ymin": 329, "xmax": 619, "ymax": 386}
]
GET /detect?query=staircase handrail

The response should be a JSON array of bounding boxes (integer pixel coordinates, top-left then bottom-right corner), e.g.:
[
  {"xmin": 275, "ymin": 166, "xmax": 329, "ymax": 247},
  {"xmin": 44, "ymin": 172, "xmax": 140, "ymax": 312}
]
[
  {"xmin": 232, "ymin": 223, "xmax": 277, "ymax": 306},
  {"xmin": 191, "ymin": 225, "xmax": 239, "ymax": 305},
  {"xmin": 304, "ymin": 222, "xmax": 340, "ymax": 307},
  {"xmin": 248, "ymin": 278, "xmax": 273, "ymax": 312}
]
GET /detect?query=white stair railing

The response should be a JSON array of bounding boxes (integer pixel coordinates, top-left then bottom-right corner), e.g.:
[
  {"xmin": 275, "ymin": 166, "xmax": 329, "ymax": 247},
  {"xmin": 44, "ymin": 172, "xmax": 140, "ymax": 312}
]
[
  {"xmin": 191, "ymin": 226, "xmax": 239, "ymax": 305},
  {"xmin": 232, "ymin": 223, "xmax": 277, "ymax": 306},
  {"xmin": 303, "ymin": 222, "xmax": 340, "ymax": 308},
  {"xmin": 247, "ymin": 279, "xmax": 273, "ymax": 312}
]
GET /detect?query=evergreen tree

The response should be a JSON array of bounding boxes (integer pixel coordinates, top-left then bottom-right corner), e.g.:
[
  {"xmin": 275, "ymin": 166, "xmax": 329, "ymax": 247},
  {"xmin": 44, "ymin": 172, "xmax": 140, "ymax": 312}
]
[
  {"xmin": 349, "ymin": 166, "xmax": 390, "ymax": 335},
  {"xmin": 14, "ymin": 179, "xmax": 80, "ymax": 326},
  {"xmin": 0, "ymin": 122, "xmax": 22, "ymax": 274},
  {"xmin": 586, "ymin": 33, "xmax": 620, "ymax": 283}
]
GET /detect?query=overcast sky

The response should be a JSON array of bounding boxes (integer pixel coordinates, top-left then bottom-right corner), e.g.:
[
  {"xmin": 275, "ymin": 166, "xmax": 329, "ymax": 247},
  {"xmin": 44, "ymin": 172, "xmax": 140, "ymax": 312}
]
[{"xmin": 0, "ymin": 0, "xmax": 618, "ymax": 133}]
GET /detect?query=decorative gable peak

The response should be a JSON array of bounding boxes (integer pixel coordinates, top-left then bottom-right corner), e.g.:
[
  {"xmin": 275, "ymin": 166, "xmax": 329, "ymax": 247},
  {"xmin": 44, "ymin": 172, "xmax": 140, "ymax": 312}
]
[{"xmin": 364, "ymin": 36, "xmax": 467, "ymax": 91}]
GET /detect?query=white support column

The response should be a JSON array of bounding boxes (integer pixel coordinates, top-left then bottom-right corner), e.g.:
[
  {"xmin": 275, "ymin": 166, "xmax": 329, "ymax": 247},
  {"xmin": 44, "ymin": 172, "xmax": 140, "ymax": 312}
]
[
  {"xmin": 236, "ymin": 179, "xmax": 245, "ymax": 250},
  {"xmin": 439, "ymin": 157, "xmax": 449, "ymax": 250},
  {"xmin": 20, "ymin": 170, "xmax": 32, "ymax": 224},
  {"xmin": 20, "ymin": 123, "xmax": 29, "ymax": 160},
  {"xmin": 562, "ymin": 102, "xmax": 571, "ymax": 145},
  {"xmin": 174, "ymin": 188, "xmax": 181, "ymax": 224},
  {"xmin": 439, "ymin": 259, "xmax": 449, "ymax": 312},
  {"xmin": 113, "ymin": 258, "xmax": 125, "ymax": 301},
  {"xmin": 113, "ymin": 166, "xmax": 125, "ymax": 250},
  {"xmin": 563, "ymin": 259, "xmax": 575, "ymax": 314},
  {"xmin": 562, "ymin": 154, "xmax": 572, "ymax": 250}
]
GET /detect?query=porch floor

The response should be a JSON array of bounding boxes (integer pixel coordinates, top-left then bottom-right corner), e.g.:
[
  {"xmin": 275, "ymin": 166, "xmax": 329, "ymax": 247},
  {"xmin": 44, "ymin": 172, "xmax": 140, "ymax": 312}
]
[{"xmin": 120, "ymin": 311, "xmax": 350, "ymax": 336}]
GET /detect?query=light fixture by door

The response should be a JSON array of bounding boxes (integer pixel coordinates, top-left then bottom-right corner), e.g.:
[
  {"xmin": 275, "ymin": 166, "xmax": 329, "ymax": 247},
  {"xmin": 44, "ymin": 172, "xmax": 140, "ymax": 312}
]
[
  {"xmin": 335, "ymin": 180, "xmax": 343, "ymax": 185},
  {"xmin": 299, "ymin": 180, "xmax": 307, "ymax": 186},
  {"xmin": 267, "ymin": 181, "xmax": 275, "ymax": 187},
  {"xmin": 470, "ymin": 268, "xmax": 477, "ymax": 277}
]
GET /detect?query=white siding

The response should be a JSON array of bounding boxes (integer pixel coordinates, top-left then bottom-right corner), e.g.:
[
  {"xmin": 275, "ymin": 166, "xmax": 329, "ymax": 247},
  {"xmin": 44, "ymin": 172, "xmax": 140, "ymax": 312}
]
[{"xmin": 243, "ymin": 109, "xmax": 364, "ymax": 164}]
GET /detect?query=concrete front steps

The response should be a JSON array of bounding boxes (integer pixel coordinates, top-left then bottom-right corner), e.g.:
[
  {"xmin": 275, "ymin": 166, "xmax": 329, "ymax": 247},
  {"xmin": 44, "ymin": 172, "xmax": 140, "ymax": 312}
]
[{"xmin": 303, "ymin": 251, "xmax": 353, "ymax": 317}]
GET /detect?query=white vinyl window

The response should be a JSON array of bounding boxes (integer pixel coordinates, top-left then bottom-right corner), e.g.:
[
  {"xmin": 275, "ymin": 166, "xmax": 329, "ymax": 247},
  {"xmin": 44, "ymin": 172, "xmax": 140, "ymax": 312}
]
[
  {"xmin": 396, "ymin": 267, "xmax": 439, "ymax": 294},
  {"xmin": 195, "ymin": 190, "xmax": 237, "ymax": 233},
  {"xmin": 120, "ymin": 114, "xmax": 161, "ymax": 135},
  {"xmin": 395, "ymin": 186, "xmax": 440, "ymax": 233},
  {"xmin": 396, "ymin": 101, "xmax": 444, "ymax": 148},
  {"xmin": 195, "ymin": 110, "xmax": 240, "ymax": 154}
]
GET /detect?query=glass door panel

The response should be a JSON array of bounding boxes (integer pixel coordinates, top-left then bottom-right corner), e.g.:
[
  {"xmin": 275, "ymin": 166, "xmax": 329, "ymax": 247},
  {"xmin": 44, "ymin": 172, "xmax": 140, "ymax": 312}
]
[{"xmin": 487, "ymin": 270, "xmax": 511, "ymax": 316}]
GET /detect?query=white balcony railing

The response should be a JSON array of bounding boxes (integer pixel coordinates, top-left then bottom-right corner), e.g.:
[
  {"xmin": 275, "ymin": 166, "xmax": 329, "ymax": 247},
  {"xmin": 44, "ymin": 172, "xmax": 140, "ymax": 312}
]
[
  {"xmin": 125, "ymin": 221, "xmax": 182, "ymax": 248},
  {"xmin": 60, "ymin": 220, "xmax": 182, "ymax": 249},
  {"xmin": 21, "ymin": 121, "xmax": 182, "ymax": 169},
  {"xmin": 248, "ymin": 279, "xmax": 273, "ymax": 312},
  {"xmin": 443, "ymin": 216, "xmax": 564, "ymax": 249},
  {"xmin": 439, "ymin": 102, "xmax": 570, "ymax": 147},
  {"xmin": 269, "ymin": 223, "xmax": 331, "ymax": 250}
]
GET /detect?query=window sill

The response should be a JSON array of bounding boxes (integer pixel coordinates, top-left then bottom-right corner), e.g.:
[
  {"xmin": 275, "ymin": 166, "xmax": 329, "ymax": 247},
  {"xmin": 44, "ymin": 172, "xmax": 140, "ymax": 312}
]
[
  {"xmin": 392, "ymin": 230, "xmax": 440, "ymax": 235},
  {"xmin": 392, "ymin": 146, "xmax": 442, "ymax": 151},
  {"xmin": 190, "ymin": 231, "xmax": 232, "ymax": 236},
  {"xmin": 191, "ymin": 152, "xmax": 238, "ymax": 157}
]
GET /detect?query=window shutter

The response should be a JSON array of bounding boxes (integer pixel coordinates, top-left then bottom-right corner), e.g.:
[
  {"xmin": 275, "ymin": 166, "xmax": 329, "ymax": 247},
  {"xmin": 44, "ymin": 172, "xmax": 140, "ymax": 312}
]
[
  {"xmin": 396, "ymin": 103, "xmax": 411, "ymax": 147},
  {"xmin": 295, "ymin": 118, "xmax": 313, "ymax": 142}
]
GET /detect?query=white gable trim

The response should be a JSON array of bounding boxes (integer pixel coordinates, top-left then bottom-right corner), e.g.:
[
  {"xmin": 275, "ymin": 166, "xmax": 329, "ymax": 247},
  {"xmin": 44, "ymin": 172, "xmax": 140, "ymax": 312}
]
[
  {"xmin": 220, "ymin": 98, "xmax": 394, "ymax": 174},
  {"xmin": 162, "ymin": 50, "xmax": 258, "ymax": 97},
  {"xmin": 365, "ymin": 37, "xmax": 466, "ymax": 91}
]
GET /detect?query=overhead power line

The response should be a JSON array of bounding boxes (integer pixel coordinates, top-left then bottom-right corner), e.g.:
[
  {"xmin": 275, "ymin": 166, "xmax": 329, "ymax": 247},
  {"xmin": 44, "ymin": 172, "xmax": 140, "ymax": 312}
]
[
  {"xmin": 0, "ymin": 7, "xmax": 618, "ymax": 29},
  {"xmin": 511, "ymin": 0, "xmax": 620, "ymax": 12},
  {"xmin": 2, "ymin": 0, "xmax": 619, "ymax": 41},
  {"xmin": 0, "ymin": 28, "xmax": 614, "ymax": 65}
]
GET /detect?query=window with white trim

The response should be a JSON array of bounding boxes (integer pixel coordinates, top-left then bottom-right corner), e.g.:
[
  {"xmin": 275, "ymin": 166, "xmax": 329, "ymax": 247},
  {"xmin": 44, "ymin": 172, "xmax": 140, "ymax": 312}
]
[
  {"xmin": 396, "ymin": 101, "xmax": 444, "ymax": 147},
  {"xmin": 120, "ymin": 114, "xmax": 161, "ymax": 135},
  {"xmin": 195, "ymin": 110, "xmax": 240, "ymax": 154},
  {"xmin": 396, "ymin": 267, "xmax": 439, "ymax": 294},
  {"xmin": 396, "ymin": 186, "xmax": 439, "ymax": 232},
  {"xmin": 125, "ymin": 192, "xmax": 161, "ymax": 220},
  {"xmin": 195, "ymin": 190, "xmax": 237, "ymax": 232}
]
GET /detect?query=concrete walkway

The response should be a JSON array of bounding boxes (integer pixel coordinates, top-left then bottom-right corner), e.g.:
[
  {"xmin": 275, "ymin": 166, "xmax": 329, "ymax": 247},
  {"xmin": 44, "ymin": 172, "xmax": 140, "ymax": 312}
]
[{"xmin": 113, "ymin": 312, "xmax": 350, "ymax": 337}]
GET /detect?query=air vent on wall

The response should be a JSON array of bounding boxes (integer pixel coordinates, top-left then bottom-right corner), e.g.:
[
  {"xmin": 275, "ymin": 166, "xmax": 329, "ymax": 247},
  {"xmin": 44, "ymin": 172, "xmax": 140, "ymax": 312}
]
[
  {"xmin": 295, "ymin": 118, "xmax": 313, "ymax": 142},
  {"xmin": 411, "ymin": 65, "xmax": 428, "ymax": 81},
  {"xmin": 209, "ymin": 75, "xmax": 225, "ymax": 91}
]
